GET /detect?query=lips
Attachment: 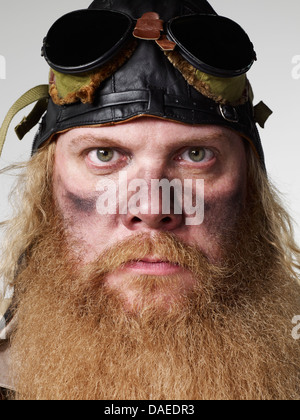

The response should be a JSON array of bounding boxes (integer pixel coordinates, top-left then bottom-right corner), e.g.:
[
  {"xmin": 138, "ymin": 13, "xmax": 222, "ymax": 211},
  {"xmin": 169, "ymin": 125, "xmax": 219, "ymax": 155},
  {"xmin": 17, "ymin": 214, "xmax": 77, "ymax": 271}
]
[
  {"xmin": 122, "ymin": 257, "xmax": 182, "ymax": 275},
  {"xmin": 138, "ymin": 257, "xmax": 176, "ymax": 264}
]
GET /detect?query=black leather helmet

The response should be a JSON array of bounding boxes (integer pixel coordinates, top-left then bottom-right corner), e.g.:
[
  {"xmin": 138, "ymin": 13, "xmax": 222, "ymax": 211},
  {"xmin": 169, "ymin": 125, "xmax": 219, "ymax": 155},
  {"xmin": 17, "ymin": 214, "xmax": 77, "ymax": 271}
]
[{"xmin": 1, "ymin": 0, "xmax": 272, "ymax": 167}]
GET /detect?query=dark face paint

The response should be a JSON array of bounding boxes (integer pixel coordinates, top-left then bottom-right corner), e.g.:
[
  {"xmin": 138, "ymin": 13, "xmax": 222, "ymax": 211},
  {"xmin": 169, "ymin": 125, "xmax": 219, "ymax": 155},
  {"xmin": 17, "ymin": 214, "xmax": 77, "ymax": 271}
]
[{"xmin": 65, "ymin": 191, "xmax": 98, "ymax": 215}]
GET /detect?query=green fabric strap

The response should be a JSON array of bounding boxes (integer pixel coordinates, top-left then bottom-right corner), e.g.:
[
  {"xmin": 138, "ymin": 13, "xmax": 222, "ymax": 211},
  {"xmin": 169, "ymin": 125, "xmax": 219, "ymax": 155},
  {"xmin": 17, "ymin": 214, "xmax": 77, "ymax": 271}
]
[{"xmin": 0, "ymin": 85, "xmax": 49, "ymax": 157}]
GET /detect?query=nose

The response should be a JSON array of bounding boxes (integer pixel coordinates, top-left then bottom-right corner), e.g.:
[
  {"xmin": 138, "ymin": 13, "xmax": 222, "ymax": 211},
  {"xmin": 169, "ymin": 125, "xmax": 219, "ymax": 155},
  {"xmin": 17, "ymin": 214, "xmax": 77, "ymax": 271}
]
[
  {"xmin": 119, "ymin": 176, "xmax": 184, "ymax": 232},
  {"xmin": 121, "ymin": 212, "xmax": 184, "ymax": 231}
]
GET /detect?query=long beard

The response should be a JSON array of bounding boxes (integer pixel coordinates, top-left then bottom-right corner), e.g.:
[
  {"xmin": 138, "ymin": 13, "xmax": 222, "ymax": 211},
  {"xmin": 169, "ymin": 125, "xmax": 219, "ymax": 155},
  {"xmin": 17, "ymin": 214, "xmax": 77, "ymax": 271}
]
[{"xmin": 10, "ymin": 207, "xmax": 300, "ymax": 400}]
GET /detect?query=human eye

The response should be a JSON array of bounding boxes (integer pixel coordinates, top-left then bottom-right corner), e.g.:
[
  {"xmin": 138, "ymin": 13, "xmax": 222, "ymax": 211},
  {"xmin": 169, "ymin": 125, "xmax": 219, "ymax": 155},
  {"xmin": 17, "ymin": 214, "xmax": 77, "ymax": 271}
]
[
  {"xmin": 178, "ymin": 147, "xmax": 215, "ymax": 164},
  {"xmin": 86, "ymin": 148, "xmax": 126, "ymax": 167}
]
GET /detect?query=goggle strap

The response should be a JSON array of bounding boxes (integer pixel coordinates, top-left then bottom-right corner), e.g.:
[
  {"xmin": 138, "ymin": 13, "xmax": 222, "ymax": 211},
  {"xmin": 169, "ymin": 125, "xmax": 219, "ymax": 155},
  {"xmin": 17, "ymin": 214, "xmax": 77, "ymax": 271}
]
[{"xmin": 0, "ymin": 85, "xmax": 49, "ymax": 157}]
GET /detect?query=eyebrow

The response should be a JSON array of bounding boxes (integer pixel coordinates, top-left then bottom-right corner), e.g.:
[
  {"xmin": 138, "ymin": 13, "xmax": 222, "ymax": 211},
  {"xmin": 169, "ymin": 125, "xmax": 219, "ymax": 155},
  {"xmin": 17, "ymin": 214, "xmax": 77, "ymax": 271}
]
[
  {"xmin": 69, "ymin": 135, "xmax": 122, "ymax": 150},
  {"xmin": 68, "ymin": 131, "xmax": 232, "ymax": 151}
]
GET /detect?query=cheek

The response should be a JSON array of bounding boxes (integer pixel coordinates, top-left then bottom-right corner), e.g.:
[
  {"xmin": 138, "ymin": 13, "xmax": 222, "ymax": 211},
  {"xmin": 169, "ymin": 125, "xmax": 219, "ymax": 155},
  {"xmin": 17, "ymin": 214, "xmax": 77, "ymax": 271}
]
[
  {"xmin": 189, "ymin": 174, "xmax": 247, "ymax": 258},
  {"xmin": 62, "ymin": 190, "xmax": 98, "ymax": 217},
  {"xmin": 204, "ymin": 185, "xmax": 246, "ymax": 231},
  {"xmin": 53, "ymin": 143, "xmax": 97, "ymax": 216},
  {"xmin": 204, "ymin": 155, "xmax": 247, "ymax": 227},
  {"xmin": 53, "ymin": 171, "xmax": 95, "ymax": 217},
  {"xmin": 52, "ymin": 168, "xmax": 113, "ymax": 249},
  {"xmin": 54, "ymin": 177, "xmax": 118, "ymax": 260}
]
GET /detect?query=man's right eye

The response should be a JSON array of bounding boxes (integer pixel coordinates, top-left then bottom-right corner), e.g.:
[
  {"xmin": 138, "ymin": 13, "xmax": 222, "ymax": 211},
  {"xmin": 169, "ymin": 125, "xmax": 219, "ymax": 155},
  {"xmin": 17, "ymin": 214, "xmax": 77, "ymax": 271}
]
[{"xmin": 87, "ymin": 148, "xmax": 123, "ymax": 166}]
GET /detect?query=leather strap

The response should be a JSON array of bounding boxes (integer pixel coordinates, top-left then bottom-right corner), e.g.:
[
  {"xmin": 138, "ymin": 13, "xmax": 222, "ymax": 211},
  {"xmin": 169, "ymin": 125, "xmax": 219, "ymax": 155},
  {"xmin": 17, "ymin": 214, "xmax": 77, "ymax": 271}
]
[
  {"xmin": 15, "ymin": 97, "xmax": 49, "ymax": 141},
  {"xmin": 254, "ymin": 101, "xmax": 273, "ymax": 128},
  {"xmin": 0, "ymin": 85, "xmax": 49, "ymax": 156}
]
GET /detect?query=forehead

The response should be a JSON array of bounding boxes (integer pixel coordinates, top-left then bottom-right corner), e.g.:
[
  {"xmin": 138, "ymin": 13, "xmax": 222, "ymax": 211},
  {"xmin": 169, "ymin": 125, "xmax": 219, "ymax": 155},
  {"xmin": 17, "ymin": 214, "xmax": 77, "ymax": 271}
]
[{"xmin": 56, "ymin": 118, "xmax": 244, "ymax": 152}]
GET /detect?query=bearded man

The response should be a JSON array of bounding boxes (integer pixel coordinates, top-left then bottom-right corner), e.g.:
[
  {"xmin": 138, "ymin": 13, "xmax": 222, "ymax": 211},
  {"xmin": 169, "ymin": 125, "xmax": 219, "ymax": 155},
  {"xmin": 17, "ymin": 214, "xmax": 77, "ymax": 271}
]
[{"xmin": 0, "ymin": 0, "xmax": 299, "ymax": 400}]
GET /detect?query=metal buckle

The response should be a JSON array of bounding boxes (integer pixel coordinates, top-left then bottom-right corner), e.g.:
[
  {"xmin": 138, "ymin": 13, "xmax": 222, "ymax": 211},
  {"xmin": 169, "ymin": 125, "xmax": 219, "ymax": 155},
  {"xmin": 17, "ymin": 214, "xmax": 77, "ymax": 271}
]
[{"xmin": 219, "ymin": 104, "xmax": 239, "ymax": 123}]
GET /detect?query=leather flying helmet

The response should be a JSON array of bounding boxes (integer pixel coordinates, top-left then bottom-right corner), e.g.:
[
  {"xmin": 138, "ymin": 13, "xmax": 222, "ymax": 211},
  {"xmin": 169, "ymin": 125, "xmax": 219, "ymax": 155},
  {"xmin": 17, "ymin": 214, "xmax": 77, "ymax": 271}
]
[{"xmin": 0, "ymin": 0, "xmax": 272, "ymax": 167}]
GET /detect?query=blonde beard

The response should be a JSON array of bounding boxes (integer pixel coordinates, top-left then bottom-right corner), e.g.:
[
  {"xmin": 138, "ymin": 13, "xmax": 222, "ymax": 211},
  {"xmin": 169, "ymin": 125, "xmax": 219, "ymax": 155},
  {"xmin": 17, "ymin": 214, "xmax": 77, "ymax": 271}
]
[{"xmin": 9, "ymin": 205, "xmax": 300, "ymax": 401}]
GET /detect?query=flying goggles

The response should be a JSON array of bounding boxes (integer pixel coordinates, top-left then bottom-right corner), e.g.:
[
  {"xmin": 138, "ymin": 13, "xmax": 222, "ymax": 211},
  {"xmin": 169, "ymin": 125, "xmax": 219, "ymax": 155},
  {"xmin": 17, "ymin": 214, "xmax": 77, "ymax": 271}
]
[{"xmin": 41, "ymin": 9, "xmax": 256, "ymax": 78}]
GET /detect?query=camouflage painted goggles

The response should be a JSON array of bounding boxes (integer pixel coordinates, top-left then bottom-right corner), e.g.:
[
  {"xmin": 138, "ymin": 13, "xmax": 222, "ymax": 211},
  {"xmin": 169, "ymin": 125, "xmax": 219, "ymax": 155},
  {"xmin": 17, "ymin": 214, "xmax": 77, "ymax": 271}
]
[{"xmin": 42, "ymin": 9, "xmax": 256, "ymax": 78}]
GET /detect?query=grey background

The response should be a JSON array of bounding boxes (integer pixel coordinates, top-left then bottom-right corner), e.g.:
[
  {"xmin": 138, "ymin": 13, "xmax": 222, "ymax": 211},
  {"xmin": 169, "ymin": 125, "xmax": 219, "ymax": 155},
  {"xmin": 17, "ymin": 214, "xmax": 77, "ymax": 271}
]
[{"xmin": 0, "ymin": 0, "xmax": 300, "ymax": 248}]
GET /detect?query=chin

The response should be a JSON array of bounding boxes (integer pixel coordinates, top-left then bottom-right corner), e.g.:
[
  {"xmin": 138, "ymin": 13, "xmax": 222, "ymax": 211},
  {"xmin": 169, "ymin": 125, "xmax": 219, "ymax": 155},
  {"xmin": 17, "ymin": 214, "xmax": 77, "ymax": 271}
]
[{"xmin": 104, "ymin": 271, "xmax": 197, "ymax": 313}]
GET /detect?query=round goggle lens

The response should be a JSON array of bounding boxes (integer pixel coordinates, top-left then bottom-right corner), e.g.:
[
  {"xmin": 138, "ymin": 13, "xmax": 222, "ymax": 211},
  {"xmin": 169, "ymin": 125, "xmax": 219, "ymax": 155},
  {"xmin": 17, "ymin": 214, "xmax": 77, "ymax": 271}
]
[
  {"xmin": 168, "ymin": 15, "xmax": 256, "ymax": 77},
  {"xmin": 43, "ymin": 10, "xmax": 133, "ymax": 73}
]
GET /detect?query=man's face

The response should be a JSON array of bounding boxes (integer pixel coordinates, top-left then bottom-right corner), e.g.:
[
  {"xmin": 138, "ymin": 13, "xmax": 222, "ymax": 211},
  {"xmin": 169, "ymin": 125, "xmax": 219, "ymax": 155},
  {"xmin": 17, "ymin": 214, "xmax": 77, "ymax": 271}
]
[
  {"xmin": 12, "ymin": 119, "xmax": 300, "ymax": 400},
  {"xmin": 53, "ymin": 118, "xmax": 247, "ymax": 309}
]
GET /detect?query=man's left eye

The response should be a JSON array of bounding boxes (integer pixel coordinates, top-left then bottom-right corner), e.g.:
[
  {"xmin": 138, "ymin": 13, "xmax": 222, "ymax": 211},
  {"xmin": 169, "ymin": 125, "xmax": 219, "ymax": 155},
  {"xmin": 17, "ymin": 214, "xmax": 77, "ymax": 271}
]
[
  {"xmin": 87, "ymin": 148, "xmax": 122, "ymax": 165},
  {"xmin": 180, "ymin": 147, "xmax": 215, "ymax": 163}
]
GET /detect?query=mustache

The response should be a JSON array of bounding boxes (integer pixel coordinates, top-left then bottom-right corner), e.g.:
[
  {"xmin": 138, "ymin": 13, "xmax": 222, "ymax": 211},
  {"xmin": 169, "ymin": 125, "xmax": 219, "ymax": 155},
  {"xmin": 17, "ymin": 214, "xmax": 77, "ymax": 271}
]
[{"xmin": 77, "ymin": 231, "xmax": 227, "ymax": 281}]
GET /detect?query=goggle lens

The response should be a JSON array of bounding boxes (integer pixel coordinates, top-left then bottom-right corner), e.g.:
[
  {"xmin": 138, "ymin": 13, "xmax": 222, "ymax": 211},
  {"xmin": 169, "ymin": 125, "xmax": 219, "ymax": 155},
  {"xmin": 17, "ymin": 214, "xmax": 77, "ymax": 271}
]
[
  {"xmin": 167, "ymin": 15, "xmax": 256, "ymax": 77},
  {"xmin": 43, "ymin": 10, "xmax": 133, "ymax": 74}
]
